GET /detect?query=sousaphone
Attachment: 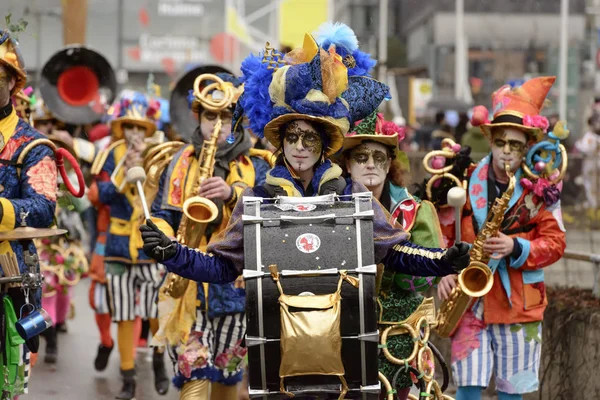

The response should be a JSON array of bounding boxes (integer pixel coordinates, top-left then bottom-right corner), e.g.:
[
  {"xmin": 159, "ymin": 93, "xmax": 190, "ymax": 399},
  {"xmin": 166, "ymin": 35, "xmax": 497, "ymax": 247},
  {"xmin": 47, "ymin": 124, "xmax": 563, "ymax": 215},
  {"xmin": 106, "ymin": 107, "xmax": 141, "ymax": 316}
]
[
  {"xmin": 169, "ymin": 65, "xmax": 233, "ymax": 142},
  {"xmin": 39, "ymin": 45, "xmax": 117, "ymax": 125}
]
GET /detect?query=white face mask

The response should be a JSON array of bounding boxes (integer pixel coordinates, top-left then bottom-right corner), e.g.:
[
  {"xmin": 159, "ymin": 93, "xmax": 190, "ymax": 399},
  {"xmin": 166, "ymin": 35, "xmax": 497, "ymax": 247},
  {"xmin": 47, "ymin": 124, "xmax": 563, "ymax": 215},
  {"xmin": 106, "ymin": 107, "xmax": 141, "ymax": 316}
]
[
  {"xmin": 199, "ymin": 110, "xmax": 233, "ymax": 147},
  {"xmin": 346, "ymin": 141, "xmax": 391, "ymax": 190},
  {"xmin": 490, "ymin": 127, "xmax": 528, "ymax": 173},
  {"xmin": 282, "ymin": 120, "xmax": 323, "ymax": 174}
]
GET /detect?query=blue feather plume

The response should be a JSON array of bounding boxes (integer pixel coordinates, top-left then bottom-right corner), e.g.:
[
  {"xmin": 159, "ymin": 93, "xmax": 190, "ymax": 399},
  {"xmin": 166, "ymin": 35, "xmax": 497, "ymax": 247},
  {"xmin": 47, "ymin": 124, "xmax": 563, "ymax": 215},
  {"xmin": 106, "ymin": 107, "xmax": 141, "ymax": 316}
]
[
  {"xmin": 349, "ymin": 49, "xmax": 377, "ymax": 77},
  {"xmin": 314, "ymin": 22, "xmax": 359, "ymax": 53},
  {"xmin": 238, "ymin": 53, "xmax": 276, "ymax": 139},
  {"xmin": 313, "ymin": 22, "xmax": 376, "ymax": 77}
]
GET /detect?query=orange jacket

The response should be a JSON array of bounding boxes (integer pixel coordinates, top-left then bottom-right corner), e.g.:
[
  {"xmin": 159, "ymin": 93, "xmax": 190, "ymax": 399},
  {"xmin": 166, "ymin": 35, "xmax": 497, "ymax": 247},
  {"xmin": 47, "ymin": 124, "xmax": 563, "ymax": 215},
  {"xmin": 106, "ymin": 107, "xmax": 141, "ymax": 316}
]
[{"xmin": 443, "ymin": 157, "xmax": 566, "ymax": 325}]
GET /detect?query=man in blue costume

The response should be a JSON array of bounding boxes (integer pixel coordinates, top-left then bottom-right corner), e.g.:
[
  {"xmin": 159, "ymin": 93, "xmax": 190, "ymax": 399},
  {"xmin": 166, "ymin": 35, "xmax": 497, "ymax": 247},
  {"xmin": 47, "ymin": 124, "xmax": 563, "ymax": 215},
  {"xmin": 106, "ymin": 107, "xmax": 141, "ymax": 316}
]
[{"xmin": 0, "ymin": 29, "xmax": 58, "ymax": 396}]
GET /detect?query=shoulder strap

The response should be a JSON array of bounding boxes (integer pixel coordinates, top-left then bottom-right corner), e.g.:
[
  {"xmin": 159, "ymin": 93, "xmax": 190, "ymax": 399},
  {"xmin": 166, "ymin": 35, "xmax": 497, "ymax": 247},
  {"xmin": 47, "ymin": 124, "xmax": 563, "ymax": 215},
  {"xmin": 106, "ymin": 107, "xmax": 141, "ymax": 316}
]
[{"xmin": 318, "ymin": 176, "xmax": 346, "ymax": 196}]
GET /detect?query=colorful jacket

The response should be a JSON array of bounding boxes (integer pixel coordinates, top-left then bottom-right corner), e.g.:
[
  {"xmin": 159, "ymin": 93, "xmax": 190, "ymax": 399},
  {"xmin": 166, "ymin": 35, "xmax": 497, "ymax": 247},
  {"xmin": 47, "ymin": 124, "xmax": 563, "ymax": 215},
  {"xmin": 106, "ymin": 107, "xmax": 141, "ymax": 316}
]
[
  {"xmin": 95, "ymin": 142, "xmax": 150, "ymax": 264},
  {"xmin": 151, "ymin": 144, "xmax": 271, "ymax": 317},
  {"xmin": 388, "ymin": 184, "xmax": 443, "ymax": 292},
  {"xmin": 159, "ymin": 162, "xmax": 459, "ymax": 284},
  {"xmin": 443, "ymin": 155, "xmax": 566, "ymax": 325},
  {"xmin": 0, "ymin": 109, "xmax": 57, "ymax": 276}
]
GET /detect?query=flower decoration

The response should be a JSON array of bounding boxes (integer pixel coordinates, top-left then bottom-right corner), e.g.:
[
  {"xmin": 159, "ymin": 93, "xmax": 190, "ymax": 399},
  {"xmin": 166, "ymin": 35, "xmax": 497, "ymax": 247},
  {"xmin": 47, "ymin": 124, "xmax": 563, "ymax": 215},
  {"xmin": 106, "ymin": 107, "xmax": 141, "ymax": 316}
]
[{"xmin": 523, "ymin": 115, "xmax": 550, "ymax": 133}]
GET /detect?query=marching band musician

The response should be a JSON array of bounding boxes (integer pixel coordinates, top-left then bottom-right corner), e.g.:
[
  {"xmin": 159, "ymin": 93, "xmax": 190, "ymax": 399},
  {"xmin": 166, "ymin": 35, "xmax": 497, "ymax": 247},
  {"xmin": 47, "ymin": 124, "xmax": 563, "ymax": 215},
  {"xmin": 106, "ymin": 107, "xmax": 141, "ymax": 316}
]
[
  {"xmin": 0, "ymin": 29, "xmax": 58, "ymax": 395},
  {"xmin": 87, "ymin": 122, "xmax": 116, "ymax": 373},
  {"xmin": 434, "ymin": 77, "xmax": 566, "ymax": 400},
  {"xmin": 139, "ymin": 22, "xmax": 470, "ymax": 347},
  {"xmin": 147, "ymin": 71, "xmax": 271, "ymax": 400},
  {"xmin": 91, "ymin": 92, "xmax": 169, "ymax": 400},
  {"xmin": 342, "ymin": 112, "xmax": 444, "ymax": 400}
]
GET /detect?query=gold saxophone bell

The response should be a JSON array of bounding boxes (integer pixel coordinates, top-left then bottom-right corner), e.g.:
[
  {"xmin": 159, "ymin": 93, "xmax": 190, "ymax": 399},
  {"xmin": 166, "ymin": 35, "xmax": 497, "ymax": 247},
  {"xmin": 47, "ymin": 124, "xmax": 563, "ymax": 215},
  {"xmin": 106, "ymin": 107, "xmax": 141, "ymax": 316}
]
[
  {"xmin": 457, "ymin": 260, "xmax": 494, "ymax": 298},
  {"xmin": 182, "ymin": 196, "xmax": 220, "ymax": 224}
]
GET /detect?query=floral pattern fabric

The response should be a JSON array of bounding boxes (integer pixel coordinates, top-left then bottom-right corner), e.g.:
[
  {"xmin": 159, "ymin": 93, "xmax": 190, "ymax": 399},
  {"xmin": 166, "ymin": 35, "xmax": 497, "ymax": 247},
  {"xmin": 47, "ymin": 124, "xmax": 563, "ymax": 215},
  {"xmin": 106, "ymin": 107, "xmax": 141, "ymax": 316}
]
[{"xmin": 171, "ymin": 310, "xmax": 246, "ymax": 389}]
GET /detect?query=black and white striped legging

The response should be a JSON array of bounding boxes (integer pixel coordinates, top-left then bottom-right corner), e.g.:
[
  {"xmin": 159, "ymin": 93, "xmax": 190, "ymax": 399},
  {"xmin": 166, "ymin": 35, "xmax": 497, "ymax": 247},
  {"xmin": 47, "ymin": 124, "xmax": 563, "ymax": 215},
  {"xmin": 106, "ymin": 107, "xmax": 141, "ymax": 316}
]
[{"xmin": 105, "ymin": 262, "xmax": 164, "ymax": 322}]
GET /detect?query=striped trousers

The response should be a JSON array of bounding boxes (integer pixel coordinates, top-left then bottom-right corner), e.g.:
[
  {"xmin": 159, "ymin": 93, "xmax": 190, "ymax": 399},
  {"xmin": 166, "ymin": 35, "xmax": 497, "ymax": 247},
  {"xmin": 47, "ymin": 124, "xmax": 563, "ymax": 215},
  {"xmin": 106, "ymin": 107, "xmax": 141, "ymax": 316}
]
[
  {"xmin": 105, "ymin": 262, "xmax": 164, "ymax": 322},
  {"xmin": 451, "ymin": 301, "xmax": 542, "ymax": 394}
]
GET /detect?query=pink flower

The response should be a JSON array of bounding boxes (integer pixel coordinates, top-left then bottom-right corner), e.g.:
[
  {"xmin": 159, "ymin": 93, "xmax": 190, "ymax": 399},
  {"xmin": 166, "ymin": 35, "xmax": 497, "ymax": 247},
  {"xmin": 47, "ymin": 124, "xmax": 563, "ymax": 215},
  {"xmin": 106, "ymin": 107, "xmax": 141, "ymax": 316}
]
[
  {"xmin": 214, "ymin": 352, "xmax": 233, "ymax": 369},
  {"xmin": 476, "ymin": 197, "xmax": 487, "ymax": 209},
  {"xmin": 533, "ymin": 178, "xmax": 550, "ymax": 198},
  {"xmin": 27, "ymin": 156, "xmax": 58, "ymax": 202},
  {"xmin": 232, "ymin": 344, "xmax": 247, "ymax": 359},
  {"xmin": 520, "ymin": 178, "xmax": 533, "ymax": 190},
  {"xmin": 477, "ymin": 165, "xmax": 489, "ymax": 181},
  {"xmin": 451, "ymin": 311, "xmax": 485, "ymax": 362},
  {"xmin": 470, "ymin": 183, "xmax": 483, "ymax": 197},
  {"xmin": 523, "ymin": 115, "xmax": 549, "ymax": 133}
]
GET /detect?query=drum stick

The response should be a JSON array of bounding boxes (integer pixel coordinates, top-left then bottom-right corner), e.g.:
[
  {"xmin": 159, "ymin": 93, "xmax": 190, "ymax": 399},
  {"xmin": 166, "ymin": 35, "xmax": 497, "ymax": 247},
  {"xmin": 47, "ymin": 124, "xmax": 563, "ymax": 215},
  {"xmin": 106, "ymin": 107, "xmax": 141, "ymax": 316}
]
[
  {"xmin": 126, "ymin": 166, "xmax": 152, "ymax": 221},
  {"xmin": 447, "ymin": 187, "xmax": 467, "ymax": 245}
]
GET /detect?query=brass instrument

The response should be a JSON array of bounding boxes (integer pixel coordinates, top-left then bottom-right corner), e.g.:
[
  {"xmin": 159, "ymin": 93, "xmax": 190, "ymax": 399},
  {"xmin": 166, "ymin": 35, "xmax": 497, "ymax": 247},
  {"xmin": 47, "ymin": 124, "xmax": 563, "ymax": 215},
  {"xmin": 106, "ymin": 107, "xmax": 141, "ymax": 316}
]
[
  {"xmin": 163, "ymin": 73, "xmax": 234, "ymax": 298},
  {"xmin": 435, "ymin": 163, "xmax": 516, "ymax": 338}
]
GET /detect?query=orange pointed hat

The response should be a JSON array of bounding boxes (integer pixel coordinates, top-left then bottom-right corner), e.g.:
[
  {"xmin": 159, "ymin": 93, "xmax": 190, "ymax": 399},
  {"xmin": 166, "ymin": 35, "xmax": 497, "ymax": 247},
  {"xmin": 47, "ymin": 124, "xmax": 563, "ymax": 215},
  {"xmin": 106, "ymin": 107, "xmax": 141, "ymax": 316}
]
[{"xmin": 474, "ymin": 76, "xmax": 556, "ymax": 142}]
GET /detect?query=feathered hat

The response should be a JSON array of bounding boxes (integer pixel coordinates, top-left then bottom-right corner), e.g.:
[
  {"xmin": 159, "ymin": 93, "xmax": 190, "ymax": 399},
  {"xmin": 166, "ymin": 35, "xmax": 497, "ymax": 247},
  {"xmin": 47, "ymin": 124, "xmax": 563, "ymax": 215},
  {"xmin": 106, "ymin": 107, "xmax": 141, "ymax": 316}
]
[
  {"xmin": 109, "ymin": 90, "xmax": 159, "ymax": 140},
  {"xmin": 0, "ymin": 30, "xmax": 26, "ymax": 96},
  {"xmin": 471, "ymin": 76, "xmax": 556, "ymax": 143},
  {"xmin": 233, "ymin": 22, "xmax": 389, "ymax": 157},
  {"xmin": 344, "ymin": 111, "xmax": 405, "ymax": 151}
]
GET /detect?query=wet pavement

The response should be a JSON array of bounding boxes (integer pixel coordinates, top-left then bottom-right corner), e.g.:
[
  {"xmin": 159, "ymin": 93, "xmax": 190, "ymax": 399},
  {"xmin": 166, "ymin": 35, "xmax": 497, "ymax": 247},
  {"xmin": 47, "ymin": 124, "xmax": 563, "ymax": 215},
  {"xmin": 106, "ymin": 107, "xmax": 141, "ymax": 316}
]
[{"xmin": 28, "ymin": 281, "xmax": 178, "ymax": 400}]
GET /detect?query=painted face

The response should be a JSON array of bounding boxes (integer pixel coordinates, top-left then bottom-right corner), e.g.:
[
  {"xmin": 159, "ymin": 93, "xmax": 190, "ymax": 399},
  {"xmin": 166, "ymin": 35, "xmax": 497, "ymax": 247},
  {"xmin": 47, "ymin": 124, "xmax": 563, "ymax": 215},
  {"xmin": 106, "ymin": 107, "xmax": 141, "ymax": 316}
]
[
  {"xmin": 123, "ymin": 123, "xmax": 147, "ymax": 152},
  {"xmin": 0, "ymin": 65, "xmax": 15, "ymax": 108},
  {"xmin": 346, "ymin": 142, "xmax": 391, "ymax": 189},
  {"xmin": 283, "ymin": 120, "xmax": 323, "ymax": 174},
  {"xmin": 200, "ymin": 109, "xmax": 233, "ymax": 147},
  {"xmin": 491, "ymin": 127, "xmax": 527, "ymax": 173}
]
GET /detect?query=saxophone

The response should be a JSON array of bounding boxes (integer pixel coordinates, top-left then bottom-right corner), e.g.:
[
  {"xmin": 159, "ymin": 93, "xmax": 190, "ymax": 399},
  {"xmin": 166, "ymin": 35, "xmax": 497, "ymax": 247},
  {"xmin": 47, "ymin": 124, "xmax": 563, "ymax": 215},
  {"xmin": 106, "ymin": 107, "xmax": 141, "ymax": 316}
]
[
  {"xmin": 435, "ymin": 163, "xmax": 516, "ymax": 338},
  {"xmin": 162, "ymin": 74, "xmax": 234, "ymax": 298}
]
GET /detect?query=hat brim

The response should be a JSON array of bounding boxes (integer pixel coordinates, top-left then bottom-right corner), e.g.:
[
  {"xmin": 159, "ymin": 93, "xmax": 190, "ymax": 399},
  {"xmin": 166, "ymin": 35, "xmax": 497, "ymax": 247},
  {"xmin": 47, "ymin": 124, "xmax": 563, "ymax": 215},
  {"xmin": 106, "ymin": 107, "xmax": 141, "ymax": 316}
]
[
  {"xmin": 0, "ymin": 60, "xmax": 27, "ymax": 96},
  {"xmin": 263, "ymin": 113, "xmax": 346, "ymax": 157},
  {"xmin": 343, "ymin": 133, "xmax": 398, "ymax": 152},
  {"xmin": 480, "ymin": 122, "xmax": 544, "ymax": 143},
  {"xmin": 111, "ymin": 118, "xmax": 157, "ymax": 140}
]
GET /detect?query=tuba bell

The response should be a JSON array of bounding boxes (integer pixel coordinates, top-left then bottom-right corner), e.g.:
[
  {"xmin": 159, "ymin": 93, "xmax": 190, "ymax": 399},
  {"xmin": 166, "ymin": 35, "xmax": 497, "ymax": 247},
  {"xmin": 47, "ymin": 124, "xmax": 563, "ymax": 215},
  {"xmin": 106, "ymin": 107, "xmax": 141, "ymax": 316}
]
[{"xmin": 39, "ymin": 45, "xmax": 117, "ymax": 125}]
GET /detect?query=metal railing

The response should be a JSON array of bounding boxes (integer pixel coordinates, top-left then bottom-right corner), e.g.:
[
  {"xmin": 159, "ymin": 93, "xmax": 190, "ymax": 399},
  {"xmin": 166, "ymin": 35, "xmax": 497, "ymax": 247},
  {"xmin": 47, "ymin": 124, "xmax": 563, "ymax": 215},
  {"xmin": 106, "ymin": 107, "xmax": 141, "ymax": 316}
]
[{"xmin": 562, "ymin": 249, "xmax": 600, "ymax": 297}]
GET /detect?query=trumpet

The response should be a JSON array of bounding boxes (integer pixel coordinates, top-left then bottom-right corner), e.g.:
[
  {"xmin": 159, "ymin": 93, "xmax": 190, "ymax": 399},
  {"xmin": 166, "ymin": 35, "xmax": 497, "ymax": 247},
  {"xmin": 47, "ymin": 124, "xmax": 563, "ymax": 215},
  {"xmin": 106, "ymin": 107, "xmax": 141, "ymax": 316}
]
[{"xmin": 163, "ymin": 73, "xmax": 234, "ymax": 298}]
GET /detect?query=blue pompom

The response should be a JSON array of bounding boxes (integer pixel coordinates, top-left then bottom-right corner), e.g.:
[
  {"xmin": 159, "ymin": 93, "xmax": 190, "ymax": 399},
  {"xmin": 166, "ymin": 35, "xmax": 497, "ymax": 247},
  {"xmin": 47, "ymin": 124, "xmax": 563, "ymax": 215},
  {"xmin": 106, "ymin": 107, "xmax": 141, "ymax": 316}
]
[{"xmin": 314, "ymin": 22, "xmax": 359, "ymax": 53}]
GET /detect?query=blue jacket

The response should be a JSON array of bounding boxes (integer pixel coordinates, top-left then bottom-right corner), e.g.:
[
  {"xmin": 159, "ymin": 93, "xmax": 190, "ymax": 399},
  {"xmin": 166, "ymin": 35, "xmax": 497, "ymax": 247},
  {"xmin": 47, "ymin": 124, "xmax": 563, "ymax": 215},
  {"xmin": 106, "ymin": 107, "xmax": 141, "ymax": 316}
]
[
  {"xmin": 151, "ymin": 144, "xmax": 270, "ymax": 318},
  {"xmin": 97, "ymin": 143, "xmax": 151, "ymax": 264},
  {"xmin": 0, "ymin": 111, "xmax": 57, "ymax": 276}
]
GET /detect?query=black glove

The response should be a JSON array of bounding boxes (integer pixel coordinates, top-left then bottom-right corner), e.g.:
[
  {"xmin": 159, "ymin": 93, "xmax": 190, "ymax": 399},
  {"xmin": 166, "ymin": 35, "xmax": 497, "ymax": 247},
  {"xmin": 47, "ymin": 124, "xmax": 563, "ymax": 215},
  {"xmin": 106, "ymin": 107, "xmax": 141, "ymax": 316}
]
[
  {"xmin": 443, "ymin": 242, "xmax": 471, "ymax": 273},
  {"xmin": 140, "ymin": 220, "xmax": 177, "ymax": 262}
]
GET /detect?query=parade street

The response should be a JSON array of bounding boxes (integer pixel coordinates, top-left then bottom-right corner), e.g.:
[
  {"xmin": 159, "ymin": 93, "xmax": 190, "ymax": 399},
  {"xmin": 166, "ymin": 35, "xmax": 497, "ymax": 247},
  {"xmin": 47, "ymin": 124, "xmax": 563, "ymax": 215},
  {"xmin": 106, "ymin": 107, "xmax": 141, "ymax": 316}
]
[{"xmin": 28, "ymin": 283, "xmax": 178, "ymax": 400}]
